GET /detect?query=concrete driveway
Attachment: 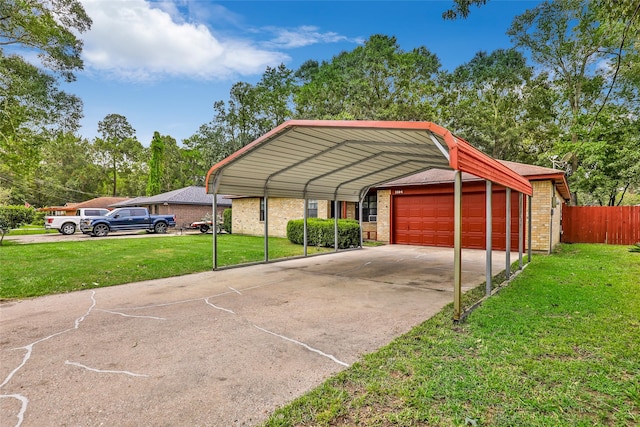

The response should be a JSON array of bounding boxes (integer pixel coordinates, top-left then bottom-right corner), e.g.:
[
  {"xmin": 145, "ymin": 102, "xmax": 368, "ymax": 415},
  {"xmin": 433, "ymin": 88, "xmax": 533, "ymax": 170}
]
[{"xmin": 0, "ymin": 245, "xmax": 516, "ymax": 426}]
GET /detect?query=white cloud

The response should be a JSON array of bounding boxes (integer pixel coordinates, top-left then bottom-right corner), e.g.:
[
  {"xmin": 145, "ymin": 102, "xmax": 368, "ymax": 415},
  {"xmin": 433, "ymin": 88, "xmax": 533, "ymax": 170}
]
[
  {"xmin": 263, "ymin": 25, "xmax": 352, "ymax": 49},
  {"xmin": 80, "ymin": 0, "xmax": 289, "ymax": 81}
]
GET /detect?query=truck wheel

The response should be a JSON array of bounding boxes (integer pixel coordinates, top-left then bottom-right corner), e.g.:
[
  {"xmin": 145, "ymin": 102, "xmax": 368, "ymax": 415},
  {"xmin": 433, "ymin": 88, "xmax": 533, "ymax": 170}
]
[
  {"xmin": 199, "ymin": 224, "xmax": 209, "ymax": 233},
  {"xmin": 60, "ymin": 222, "xmax": 76, "ymax": 235},
  {"xmin": 93, "ymin": 224, "xmax": 109, "ymax": 237},
  {"xmin": 154, "ymin": 222, "xmax": 168, "ymax": 234}
]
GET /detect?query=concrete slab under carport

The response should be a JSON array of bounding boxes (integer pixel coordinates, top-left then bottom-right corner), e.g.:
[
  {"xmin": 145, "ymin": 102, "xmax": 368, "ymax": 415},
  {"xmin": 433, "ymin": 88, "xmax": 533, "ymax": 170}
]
[{"xmin": 0, "ymin": 245, "xmax": 518, "ymax": 426}]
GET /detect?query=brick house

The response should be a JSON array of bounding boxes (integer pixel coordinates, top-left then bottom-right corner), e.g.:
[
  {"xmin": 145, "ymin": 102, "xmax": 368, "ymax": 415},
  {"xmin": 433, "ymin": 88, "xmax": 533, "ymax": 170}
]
[
  {"xmin": 230, "ymin": 161, "xmax": 570, "ymax": 253},
  {"xmin": 110, "ymin": 186, "xmax": 231, "ymax": 229}
]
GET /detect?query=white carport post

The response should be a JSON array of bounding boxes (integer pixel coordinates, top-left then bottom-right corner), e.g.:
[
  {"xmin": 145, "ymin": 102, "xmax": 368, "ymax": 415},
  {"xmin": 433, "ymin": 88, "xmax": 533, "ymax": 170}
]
[
  {"xmin": 505, "ymin": 188, "xmax": 511, "ymax": 279},
  {"xmin": 485, "ymin": 181, "xmax": 492, "ymax": 296},
  {"xmin": 212, "ymin": 194, "xmax": 218, "ymax": 270},
  {"xmin": 519, "ymin": 192, "xmax": 524, "ymax": 269},
  {"xmin": 264, "ymin": 193, "xmax": 269, "ymax": 263},
  {"xmin": 453, "ymin": 171, "xmax": 462, "ymax": 321},
  {"xmin": 303, "ymin": 198, "xmax": 308, "ymax": 257},
  {"xmin": 358, "ymin": 194, "xmax": 365, "ymax": 248},
  {"xmin": 334, "ymin": 200, "xmax": 339, "ymax": 252},
  {"xmin": 527, "ymin": 195, "xmax": 533, "ymax": 263}
]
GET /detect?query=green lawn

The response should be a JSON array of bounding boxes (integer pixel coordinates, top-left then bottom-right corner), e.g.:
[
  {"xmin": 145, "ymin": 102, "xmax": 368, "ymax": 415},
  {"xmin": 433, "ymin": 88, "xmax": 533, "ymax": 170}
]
[
  {"xmin": 5, "ymin": 224, "xmax": 51, "ymax": 235},
  {"xmin": 0, "ymin": 234, "xmax": 329, "ymax": 299},
  {"xmin": 263, "ymin": 244, "xmax": 640, "ymax": 427}
]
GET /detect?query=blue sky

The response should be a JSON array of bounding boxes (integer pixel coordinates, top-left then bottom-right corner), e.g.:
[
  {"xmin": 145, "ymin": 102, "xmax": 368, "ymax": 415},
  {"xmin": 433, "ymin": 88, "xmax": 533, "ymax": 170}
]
[{"xmin": 66, "ymin": 0, "xmax": 543, "ymax": 145}]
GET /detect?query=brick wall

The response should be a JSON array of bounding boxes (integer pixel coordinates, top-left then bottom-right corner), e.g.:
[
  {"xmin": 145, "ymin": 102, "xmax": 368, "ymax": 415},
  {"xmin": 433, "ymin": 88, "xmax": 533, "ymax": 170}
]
[
  {"xmin": 142, "ymin": 204, "xmax": 229, "ymax": 230},
  {"xmin": 232, "ymin": 198, "xmax": 369, "ymax": 238},
  {"xmin": 528, "ymin": 181, "xmax": 564, "ymax": 252},
  {"xmin": 376, "ymin": 189, "xmax": 391, "ymax": 243},
  {"xmin": 232, "ymin": 197, "xmax": 309, "ymax": 237}
]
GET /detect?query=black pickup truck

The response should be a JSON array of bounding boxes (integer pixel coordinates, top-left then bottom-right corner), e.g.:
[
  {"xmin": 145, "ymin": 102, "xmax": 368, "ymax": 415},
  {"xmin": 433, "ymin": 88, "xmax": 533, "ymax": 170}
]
[{"xmin": 81, "ymin": 207, "xmax": 176, "ymax": 237}]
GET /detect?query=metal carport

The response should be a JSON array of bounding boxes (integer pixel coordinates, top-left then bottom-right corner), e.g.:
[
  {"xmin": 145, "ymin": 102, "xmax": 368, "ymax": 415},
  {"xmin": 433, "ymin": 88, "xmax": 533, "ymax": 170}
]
[{"xmin": 205, "ymin": 120, "xmax": 533, "ymax": 320}]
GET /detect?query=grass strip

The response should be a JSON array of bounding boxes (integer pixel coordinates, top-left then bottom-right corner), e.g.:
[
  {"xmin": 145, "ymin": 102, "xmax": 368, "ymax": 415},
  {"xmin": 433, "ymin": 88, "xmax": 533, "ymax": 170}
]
[
  {"xmin": 0, "ymin": 234, "xmax": 329, "ymax": 299},
  {"xmin": 264, "ymin": 244, "xmax": 640, "ymax": 426}
]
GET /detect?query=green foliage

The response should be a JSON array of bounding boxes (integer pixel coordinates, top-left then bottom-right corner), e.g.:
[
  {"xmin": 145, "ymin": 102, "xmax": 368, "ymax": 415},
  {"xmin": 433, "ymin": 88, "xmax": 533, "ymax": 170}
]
[
  {"xmin": 0, "ymin": 205, "xmax": 35, "ymax": 244},
  {"xmin": 0, "ymin": 0, "xmax": 92, "ymax": 81},
  {"xmin": 287, "ymin": 218, "xmax": 360, "ymax": 249},
  {"xmin": 629, "ymin": 243, "xmax": 640, "ymax": 253},
  {"xmin": 442, "ymin": 0, "xmax": 489, "ymax": 19},
  {"xmin": 294, "ymin": 35, "xmax": 440, "ymax": 121},
  {"xmin": 0, "ymin": 0, "xmax": 91, "ymax": 203},
  {"xmin": 222, "ymin": 208, "xmax": 232, "ymax": 234},
  {"xmin": 3, "ymin": 1, "xmax": 639, "ymax": 208},
  {"xmin": 93, "ymin": 114, "xmax": 143, "ymax": 197},
  {"xmin": 146, "ymin": 131, "xmax": 165, "ymax": 196},
  {"xmin": 440, "ymin": 49, "xmax": 558, "ymax": 162}
]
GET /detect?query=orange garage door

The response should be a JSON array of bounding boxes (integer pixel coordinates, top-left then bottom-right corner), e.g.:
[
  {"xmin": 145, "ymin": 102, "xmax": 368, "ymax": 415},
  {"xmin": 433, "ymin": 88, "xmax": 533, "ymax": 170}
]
[{"xmin": 392, "ymin": 190, "xmax": 523, "ymax": 251}]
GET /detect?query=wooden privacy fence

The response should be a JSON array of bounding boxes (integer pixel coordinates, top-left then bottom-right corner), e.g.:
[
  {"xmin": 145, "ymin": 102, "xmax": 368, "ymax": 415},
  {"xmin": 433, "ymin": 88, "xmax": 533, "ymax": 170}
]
[{"xmin": 562, "ymin": 205, "xmax": 640, "ymax": 245}]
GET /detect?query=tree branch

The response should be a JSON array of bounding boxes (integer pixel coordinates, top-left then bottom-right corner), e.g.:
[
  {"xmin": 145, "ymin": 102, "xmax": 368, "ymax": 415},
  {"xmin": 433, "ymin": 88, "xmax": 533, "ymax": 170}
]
[{"xmin": 588, "ymin": 2, "xmax": 640, "ymax": 135}]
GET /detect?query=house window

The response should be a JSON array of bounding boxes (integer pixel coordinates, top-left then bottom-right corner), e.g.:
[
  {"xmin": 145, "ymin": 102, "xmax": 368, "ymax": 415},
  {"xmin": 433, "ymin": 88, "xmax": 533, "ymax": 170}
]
[
  {"xmin": 362, "ymin": 194, "xmax": 377, "ymax": 222},
  {"xmin": 307, "ymin": 199, "xmax": 318, "ymax": 218},
  {"xmin": 259, "ymin": 197, "xmax": 265, "ymax": 221}
]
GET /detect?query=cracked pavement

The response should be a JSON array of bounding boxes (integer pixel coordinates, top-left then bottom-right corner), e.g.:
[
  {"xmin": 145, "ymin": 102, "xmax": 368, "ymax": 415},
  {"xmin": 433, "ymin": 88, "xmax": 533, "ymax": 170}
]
[{"xmin": 1, "ymin": 245, "xmax": 514, "ymax": 426}]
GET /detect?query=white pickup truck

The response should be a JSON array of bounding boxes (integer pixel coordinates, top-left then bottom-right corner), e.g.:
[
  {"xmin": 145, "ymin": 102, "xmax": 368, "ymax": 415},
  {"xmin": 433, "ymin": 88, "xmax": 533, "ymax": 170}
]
[{"xmin": 45, "ymin": 208, "xmax": 110, "ymax": 235}]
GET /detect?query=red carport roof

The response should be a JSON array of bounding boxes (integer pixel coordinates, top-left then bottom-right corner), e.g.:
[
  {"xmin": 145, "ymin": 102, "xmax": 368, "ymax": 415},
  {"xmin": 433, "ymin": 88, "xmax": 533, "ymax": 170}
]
[{"xmin": 205, "ymin": 120, "xmax": 532, "ymax": 201}]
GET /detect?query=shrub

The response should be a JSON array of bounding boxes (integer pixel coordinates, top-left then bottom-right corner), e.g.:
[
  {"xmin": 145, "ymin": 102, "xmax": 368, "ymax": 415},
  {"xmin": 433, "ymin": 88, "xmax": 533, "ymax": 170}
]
[
  {"xmin": 33, "ymin": 210, "xmax": 46, "ymax": 226},
  {"xmin": 0, "ymin": 205, "xmax": 35, "ymax": 245},
  {"xmin": 287, "ymin": 218, "xmax": 360, "ymax": 249},
  {"xmin": 223, "ymin": 208, "xmax": 232, "ymax": 234}
]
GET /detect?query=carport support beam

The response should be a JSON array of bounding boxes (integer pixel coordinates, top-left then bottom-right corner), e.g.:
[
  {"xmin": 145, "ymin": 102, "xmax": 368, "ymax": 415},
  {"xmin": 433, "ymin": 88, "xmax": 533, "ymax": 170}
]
[
  {"xmin": 213, "ymin": 194, "xmax": 218, "ymax": 270},
  {"xmin": 485, "ymin": 181, "xmax": 492, "ymax": 296},
  {"xmin": 334, "ymin": 200, "xmax": 339, "ymax": 252},
  {"xmin": 264, "ymin": 194, "xmax": 269, "ymax": 262},
  {"xmin": 453, "ymin": 171, "xmax": 462, "ymax": 321},
  {"xmin": 303, "ymin": 198, "xmax": 308, "ymax": 257},
  {"xmin": 519, "ymin": 192, "xmax": 524, "ymax": 269},
  {"xmin": 527, "ymin": 195, "xmax": 532, "ymax": 263},
  {"xmin": 505, "ymin": 188, "xmax": 511, "ymax": 279},
  {"xmin": 358, "ymin": 196, "xmax": 364, "ymax": 248}
]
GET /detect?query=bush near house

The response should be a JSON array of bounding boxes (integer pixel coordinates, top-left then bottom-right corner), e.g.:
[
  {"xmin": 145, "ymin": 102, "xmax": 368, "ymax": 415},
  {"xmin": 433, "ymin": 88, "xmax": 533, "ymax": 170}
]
[
  {"xmin": 287, "ymin": 218, "xmax": 360, "ymax": 249},
  {"xmin": 223, "ymin": 208, "xmax": 232, "ymax": 234}
]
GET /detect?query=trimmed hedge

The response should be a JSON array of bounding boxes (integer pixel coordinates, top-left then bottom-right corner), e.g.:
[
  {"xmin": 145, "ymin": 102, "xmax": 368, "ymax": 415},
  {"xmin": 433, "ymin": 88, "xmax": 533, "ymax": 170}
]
[
  {"xmin": 223, "ymin": 208, "xmax": 232, "ymax": 234},
  {"xmin": 287, "ymin": 218, "xmax": 360, "ymax": 249}
]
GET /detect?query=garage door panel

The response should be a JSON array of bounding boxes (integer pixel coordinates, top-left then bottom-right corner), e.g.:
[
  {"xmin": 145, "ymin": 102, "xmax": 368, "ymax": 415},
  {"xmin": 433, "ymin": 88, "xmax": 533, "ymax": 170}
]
[{"xmin": 392, "ymin": 190, "xmax": 524, "ymax": 251}]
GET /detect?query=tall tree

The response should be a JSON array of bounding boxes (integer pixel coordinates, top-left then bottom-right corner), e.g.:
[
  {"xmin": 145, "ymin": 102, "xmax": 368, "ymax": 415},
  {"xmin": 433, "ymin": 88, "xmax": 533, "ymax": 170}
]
[
  {"xmin": 255, "ymin": 63, "xmax": 295, "ymax": 129},
  {"xmin": 0, "ymin": 0, "xmax": 91, "ymax": 204},
  {"xmin": 146, "ymin": 131, "xmax": 164, "ymax": 196},
  {"xmin": 295, "ymin": 35, "xmax": 441, "ymax": 121},
  {"xmin": 34, "ymin": 132, "xmax": 106, "ymax": 207},
  {"xmin": 93, "ymin": 114, "xmax": 142, "ymax": 196},
  {"xmin": 439, "ymin": 49, "xmax": 559, "ymax": 162},
  {"xmin": 159, "ymin": 134, "xmax": 189, "ymax": 191},
  {"xmin": 0, "ymin": 0, "xmax": 91, "ymax": 81},
  {"xmin": 508, "ymin": 0, "xmax": 637, "ymax": 203}
]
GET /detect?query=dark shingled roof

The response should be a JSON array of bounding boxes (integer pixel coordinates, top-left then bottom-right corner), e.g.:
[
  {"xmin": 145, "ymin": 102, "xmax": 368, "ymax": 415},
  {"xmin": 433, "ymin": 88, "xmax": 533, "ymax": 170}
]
[
  {"xmin": 110, "ymin": 186, "xmax": 232, "ymax": 207},
  {"xmin": 379, "ymin": 160, "xmax": 571, "ymax": 200}
]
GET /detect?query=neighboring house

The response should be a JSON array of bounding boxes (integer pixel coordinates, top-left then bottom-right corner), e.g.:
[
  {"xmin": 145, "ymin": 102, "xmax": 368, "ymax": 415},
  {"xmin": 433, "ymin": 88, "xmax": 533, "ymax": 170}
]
[
  {"xmin": 230, "ymin": 161, "xmax": 570, "ymax": 253},
  {"xmin": 110, "ymin": 186, "xmax": 231, "ymax": 228},
  {"xmin": 39, "ymin": 197, "xmax": 130, "ymax": 216}
]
